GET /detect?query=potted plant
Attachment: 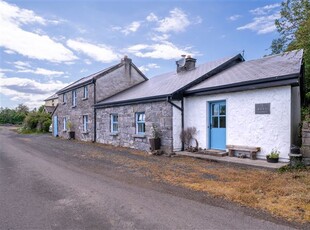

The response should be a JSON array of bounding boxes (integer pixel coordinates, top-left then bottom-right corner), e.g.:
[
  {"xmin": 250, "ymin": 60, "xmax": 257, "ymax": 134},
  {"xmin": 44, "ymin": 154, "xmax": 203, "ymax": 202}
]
[
  {"xmin": 66, "ymin": 121, "xmax": 75, "ymax": 139},
  {"xmin": 266, "ymin": 148, "xmax": 280, "ymax": 163},
  {"xmin": 149, "ymin": 123, "xmax": 161, "ymax": 151}
]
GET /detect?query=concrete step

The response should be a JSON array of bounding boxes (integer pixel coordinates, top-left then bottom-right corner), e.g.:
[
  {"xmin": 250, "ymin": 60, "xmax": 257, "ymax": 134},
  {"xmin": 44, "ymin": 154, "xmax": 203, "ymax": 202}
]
[{"xmin": 196, "ymin": 150, "xmax": 228, "ymax": 157}]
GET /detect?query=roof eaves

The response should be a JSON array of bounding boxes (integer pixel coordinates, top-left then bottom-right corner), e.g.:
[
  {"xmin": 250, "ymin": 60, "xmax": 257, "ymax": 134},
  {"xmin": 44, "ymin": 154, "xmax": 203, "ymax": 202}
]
[
  {"xmin": 171, "ymin": 54, "xmax": 244, "ymax": 99},
  {"xmin": 95, "ymin": 95, "xmax": 168, "ymax": 109},
  {"xmin": 185, "ymin": 73, "xmax": 300, "ymax": 96},
  {"xmin": 57, "ymin": 78, "xmax": 94, "ymax": 94}
]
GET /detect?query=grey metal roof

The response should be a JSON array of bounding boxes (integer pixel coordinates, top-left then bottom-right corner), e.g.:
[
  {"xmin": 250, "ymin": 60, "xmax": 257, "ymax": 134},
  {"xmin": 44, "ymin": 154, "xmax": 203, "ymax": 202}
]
[
  {"xmin": 187, "ymin": 49, "xmax": 303, "ymax": 93},
  {"xmin": 44, "ymin": 93, "xmax": 58, "ymax": 101},
  {"xmin": 97, "ymin": 55, "xmax": 239, "ymax": 105}
]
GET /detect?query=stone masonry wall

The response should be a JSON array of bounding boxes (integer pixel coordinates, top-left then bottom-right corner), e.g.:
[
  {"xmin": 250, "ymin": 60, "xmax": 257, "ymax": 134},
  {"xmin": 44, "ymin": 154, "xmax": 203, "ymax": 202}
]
[
  {"xmin": 301, "ymin": 121, "xmax": 310, "ymax": 165},
  {"xmin": 55, "ymin": 83, "xmax": 94, "ymax": 142},
  {"xmin": 96, "ymin": 101, "xmax": 173, "ymax": 152}
]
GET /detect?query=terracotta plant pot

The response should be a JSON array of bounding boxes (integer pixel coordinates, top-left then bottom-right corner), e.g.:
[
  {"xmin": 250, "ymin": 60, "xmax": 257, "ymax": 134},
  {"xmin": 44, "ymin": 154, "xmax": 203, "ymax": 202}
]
[
  {"xmin": 149, "ymin": 138, "xmax": 161, "ymax": 151},
  {"xmin": 266, "ymin": 156, "xmax": 279, "ymax": 163}
]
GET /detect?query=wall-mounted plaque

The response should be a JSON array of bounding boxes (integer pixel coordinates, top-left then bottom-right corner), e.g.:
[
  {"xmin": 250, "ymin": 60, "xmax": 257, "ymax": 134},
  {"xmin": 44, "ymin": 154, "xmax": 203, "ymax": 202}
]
[{"xmin": 255, "ymin": 103, "xmax": 270, "ymax": 114}]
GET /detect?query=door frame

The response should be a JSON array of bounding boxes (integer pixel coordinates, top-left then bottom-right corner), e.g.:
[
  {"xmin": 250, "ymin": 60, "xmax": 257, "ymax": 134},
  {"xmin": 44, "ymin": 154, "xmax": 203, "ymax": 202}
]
[
  {"xmin": 208, "ymin": 100, "xmax": 226, "ymax": 150},
  {"xmin": 53, "ymin": 115, "xmax": 58, "ymax": 137}
]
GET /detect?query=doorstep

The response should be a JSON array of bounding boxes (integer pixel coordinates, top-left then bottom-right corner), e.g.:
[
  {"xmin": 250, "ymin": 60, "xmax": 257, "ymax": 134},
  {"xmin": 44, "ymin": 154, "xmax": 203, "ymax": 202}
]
[{"xmin": 176, "ymin": 151, "xmax": 289, "ymax": 170}]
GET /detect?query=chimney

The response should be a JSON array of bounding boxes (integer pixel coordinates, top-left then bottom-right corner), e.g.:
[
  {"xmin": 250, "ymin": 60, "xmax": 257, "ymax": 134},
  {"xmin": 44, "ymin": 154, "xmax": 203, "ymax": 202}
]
[
  {"xmin": 176, "ymin": 55, "xmax": 196, "ymax": 73},
  {"xmin": 121, "ymin": 55, "xmax": 132, "ymax": 64}
]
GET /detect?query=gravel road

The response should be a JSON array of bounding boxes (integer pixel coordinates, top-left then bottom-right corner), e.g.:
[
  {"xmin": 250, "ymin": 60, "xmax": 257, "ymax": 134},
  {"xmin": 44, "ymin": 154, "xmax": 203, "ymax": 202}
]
[{"xmin": 0, "ymin": 126, "xmax": 299, "ymax": 229}]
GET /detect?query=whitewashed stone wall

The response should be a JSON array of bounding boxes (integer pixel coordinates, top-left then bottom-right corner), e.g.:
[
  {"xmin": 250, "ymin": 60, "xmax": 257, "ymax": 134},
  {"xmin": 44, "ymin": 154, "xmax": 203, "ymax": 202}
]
[
  {"xmin": 184, "ymin": 86, "xmax": 293, "ymax": 161},
  {"xmin": 96, "ymin": 101, "xmax": 173, "ymax": 152}
]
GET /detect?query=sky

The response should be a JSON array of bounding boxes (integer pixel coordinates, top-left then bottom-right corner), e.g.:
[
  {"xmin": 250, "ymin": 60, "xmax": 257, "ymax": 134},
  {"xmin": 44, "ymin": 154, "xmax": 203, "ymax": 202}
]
[{"xmin": 0, "ymin": 0, "xmax": 283, "ymax": 109}]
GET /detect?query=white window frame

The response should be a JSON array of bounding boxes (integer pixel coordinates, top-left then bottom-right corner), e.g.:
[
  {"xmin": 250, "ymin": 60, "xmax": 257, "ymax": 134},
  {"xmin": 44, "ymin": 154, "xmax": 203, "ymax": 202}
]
[
  {"xmin": 63, "ymin": 117, "xmax": 67, "ymax": 131},
  {"xmin": 72, "ymin": 90, "xmax": 77, "ymax": 107},
  {"xmin": 135, "ymin": 112, "xmax": 145, "ymax": 135},
  {"xmin": 83, "ymin": 86, "xmax": 88, "ymax": 99},
  {"xmin": 111, "ymin": 114, "xmax": 118, "ymax": 133},
  {"xmin": 83, "ymin": 115, "xmax": 88, "ymax": 132}
]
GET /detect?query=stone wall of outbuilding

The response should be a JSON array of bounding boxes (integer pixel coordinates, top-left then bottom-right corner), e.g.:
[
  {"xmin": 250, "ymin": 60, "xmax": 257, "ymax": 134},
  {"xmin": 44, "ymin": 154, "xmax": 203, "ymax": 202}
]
[{"xmin": 96, "ymin": 101, "xmax": 173, "ymax": 152}]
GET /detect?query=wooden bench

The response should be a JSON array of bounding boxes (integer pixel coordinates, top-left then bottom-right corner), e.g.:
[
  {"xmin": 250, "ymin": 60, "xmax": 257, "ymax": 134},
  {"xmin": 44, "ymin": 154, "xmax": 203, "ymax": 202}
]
[{"xmin": 226, "ymin": 145, "xmax": 261, "ymax": 160}]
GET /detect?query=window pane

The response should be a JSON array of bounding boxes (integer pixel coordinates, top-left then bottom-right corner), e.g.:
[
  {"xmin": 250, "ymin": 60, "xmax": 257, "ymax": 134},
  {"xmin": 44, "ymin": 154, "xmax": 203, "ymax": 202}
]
[
  {"xmin": 212, "ymin": 104, "xmax": 218, "ymax": 116},
  {"xmin": 113, "ymin": 115, "xmax": 118, "ymax": 122},
  {"xmin": 212, "ymin": 117, "xmax": 218, "ymax": 128},
  {"xmin": 138, "ymin": 123, "xmax": 145, "ymax": 133},
  {"xmin": 113, "ymin": 124, "xmax": 118, "ymax": 132},
  {"xmin": 220, "ymin": 105, "xmax": 226, "ymax": 115},
  {"xmin": 220, "ymin": 117, "xmax": 226, "ymax": 128}
]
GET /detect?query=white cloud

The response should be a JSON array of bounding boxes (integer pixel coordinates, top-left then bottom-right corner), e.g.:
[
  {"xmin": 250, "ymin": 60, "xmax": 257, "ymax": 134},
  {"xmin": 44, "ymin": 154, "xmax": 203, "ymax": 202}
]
[
  {"xmin": 146, "ymin": 13, "xmax": 158, "ymax": 22},
  {"xmin": 0, "ymin": 0, "xmax": 77, "ymax": 63},
  {"xmin": 127, "ymin": 41, "xmax": 196, "ymax": 60},
  {"xmin": 13, "ymin": 61, "xmax": 31, "ymax": 69},
  {"xmin": 139, "ymin": 63, "xmax": 160, "ymax": 73},
  {"xmin": 150, "ymin": 33, "xmax": 170, "ymax": 42},
  {"xmin": 0, "ymin": 73, "xmax": 68, "ymax": 108},
  {"xmin": 228, "ymin": 14, "xmax": 242, "ymax": 21},
  {"xmin": 250, "ymin": 3, "xmax": 280, "ymax": 15},
  {"xmin": 66, "ymin": 39, "xmax": 120, "ymax": 63},
  {"xmin": 18, "ymin": 68, "xmax": 64, "ymax": 76},
  {"xmin": 121, "ymin": 21, "xmax": 141, "ymax": 35},
  {"xmin": 237, "ymin": 13, "xmax": 280, "ymax": 34},
  {"xmin": 155, "ymin": 8, "xmax": 190, "ymax": 33}
]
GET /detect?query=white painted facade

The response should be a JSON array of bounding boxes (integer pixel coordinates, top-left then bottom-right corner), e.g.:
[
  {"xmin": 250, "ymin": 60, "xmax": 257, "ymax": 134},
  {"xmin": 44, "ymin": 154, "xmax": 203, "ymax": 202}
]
[{"xmin": 184, "ymin": 86, "xmax": 296, "ymax": 161}]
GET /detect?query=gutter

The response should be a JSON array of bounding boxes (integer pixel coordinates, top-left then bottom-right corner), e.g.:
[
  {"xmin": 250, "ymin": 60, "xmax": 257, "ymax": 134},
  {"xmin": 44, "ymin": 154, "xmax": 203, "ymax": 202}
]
[
  {"xmin": 167, "ymin": 96, "xmax": 184, "ymax": 151},
  {"xmin": 93, "ymin": 79, "xmax": 97, "ymax": 143}
]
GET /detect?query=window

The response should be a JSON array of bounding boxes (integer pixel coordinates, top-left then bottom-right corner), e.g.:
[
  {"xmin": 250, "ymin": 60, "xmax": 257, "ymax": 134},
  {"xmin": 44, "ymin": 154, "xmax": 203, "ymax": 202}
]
[
  {"xmin": 111, "ymin": 114, "xmax": 118, "ymax": 133},
  {"xmin": 83, "ymin": 86, "xmax": 88, "ymax": 99},
  {"xmin": 72, "ymin": 90, "xmax": 77, "ymax": 107},
  {"xmin": 136, "ymin": 112, "xmax": 145, "ymax": 134},
  {"xmin": 83, "ymin": 115, "xmax": 88, "ymax": 132},
  {"xmin": 63, "ymin": 93, "xmax": 67, "ymax": 103},
  {"xmin": 63, "ymin": 117, "xmax": 67, "ymax": 131}
]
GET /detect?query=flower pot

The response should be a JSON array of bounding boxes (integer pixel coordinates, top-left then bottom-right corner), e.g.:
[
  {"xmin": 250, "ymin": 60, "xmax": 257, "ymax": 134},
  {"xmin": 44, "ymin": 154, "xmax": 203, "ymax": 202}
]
[
  {"xmin": 266, "ymin": 156, "xmax": 279, "ymax": 163},
  {"xmin": 68, "ymin": 131, "xmax": 75, "ymax": 140},
  {"xmin": 149, "ymin": 138, "xmax": 161, "ymax": 151}
]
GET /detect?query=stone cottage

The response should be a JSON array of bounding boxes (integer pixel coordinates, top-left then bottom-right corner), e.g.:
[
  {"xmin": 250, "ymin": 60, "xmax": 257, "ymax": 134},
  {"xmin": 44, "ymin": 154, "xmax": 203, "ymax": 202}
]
[
  {"xmin": 53, "ymin": 50, "xmax": 304, "ymax": 162},
  {"xmin": 52, "ymin": 56, "xmax": 147, "ymax": 141}
]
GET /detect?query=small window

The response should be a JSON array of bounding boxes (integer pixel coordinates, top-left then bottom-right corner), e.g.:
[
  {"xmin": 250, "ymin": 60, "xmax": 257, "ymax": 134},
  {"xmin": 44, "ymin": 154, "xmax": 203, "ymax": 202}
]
[
  {"xmin": 83, "ymin": 86, "xmax": 88, "ymax": 99},
  {"xmin": 136, "ymin": 112, "xmax": 145, "ymax": 134},
  {"xmin": 63, "ymin": 93, "xmax": 67, "ymax": 103},
  {"xmin": 111, "ymin": 114, "xmax": 118, "ymax": 133},
  {"xmin": 63, "ymin": 117, "xmax": 67, "ymax": 130},
  {"xmin": 72, "ymin": 90, "xmax": 77, "ymax": 107},
  {"xmin": 83, "ymin": 115, "xmax": 88, "ymax": 132}
]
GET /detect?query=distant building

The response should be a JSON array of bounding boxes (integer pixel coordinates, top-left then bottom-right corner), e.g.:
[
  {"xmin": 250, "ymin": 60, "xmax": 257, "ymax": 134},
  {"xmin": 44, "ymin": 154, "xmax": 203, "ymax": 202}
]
[{"xmin": 44, "ymin": 93, "xmax": 58, "ymax": 114}]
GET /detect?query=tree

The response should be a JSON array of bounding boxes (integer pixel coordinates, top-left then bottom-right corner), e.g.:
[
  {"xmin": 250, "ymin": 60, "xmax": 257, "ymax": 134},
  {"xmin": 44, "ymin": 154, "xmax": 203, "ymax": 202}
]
[{"xmin": 270, "ymin": 0, "xmax": 310, "ymax": 103}]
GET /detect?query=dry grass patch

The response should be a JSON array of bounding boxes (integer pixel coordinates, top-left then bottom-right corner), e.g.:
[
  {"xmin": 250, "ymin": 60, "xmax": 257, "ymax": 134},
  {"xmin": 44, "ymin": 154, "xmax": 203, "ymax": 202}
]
[{"xmin": 80, "ymin": 147, "xmax": 310, "ymax": 223}]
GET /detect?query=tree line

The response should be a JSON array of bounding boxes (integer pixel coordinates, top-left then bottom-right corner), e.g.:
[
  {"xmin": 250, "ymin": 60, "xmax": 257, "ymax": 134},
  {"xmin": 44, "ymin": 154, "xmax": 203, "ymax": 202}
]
[{"xmin": 0, "ymin": 104, "xmax": 51, "ymax": 132}]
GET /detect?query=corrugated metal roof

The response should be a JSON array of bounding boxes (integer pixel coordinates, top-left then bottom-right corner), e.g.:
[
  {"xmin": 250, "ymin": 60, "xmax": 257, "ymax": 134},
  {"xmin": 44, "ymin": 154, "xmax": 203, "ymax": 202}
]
[
  {"xmin": 98, "ymin": 55, "xmax": 238, "ymax": 105},
  {"xmin": 187, "ymin": 50, "xmax": 303, "ymax": 92}
]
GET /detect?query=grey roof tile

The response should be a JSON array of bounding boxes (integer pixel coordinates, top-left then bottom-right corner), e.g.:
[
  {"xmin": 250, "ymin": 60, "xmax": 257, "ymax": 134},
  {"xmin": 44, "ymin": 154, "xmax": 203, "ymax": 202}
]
[
  {"xmin": 187, "ymin": 49, "xmax": 303, "ymax": 92},
  {"xmin": 99, "ymin": 55, "xmax": 237, "ymax": 105}
]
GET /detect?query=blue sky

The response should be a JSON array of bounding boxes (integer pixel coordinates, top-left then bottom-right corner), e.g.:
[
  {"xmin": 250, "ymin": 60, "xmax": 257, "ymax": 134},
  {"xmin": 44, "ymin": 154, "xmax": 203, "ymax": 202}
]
[{"xmin": 0, "ymin": 0, "xmax": 282, "ymax": 109}]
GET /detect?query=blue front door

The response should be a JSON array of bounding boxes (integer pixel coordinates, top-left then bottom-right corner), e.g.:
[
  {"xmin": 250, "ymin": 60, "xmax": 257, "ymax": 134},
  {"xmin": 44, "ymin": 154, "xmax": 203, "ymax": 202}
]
[
  {"xmin": 53, "ymin": 116, "xmax": 58, "ymax": 137},
  {"xmin": 209, "ymin": 101, "xmax": 226, "ymax": 150}
]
